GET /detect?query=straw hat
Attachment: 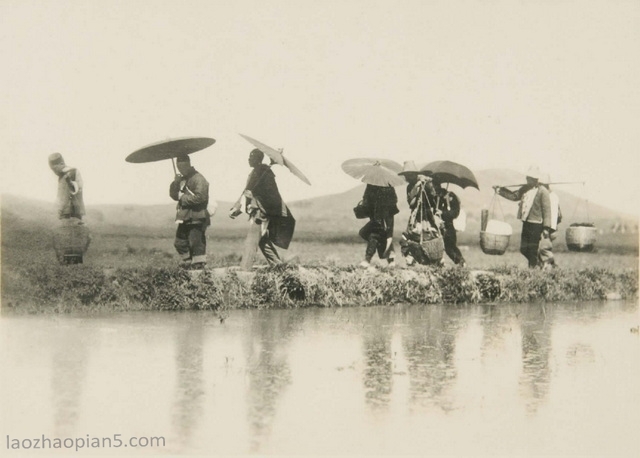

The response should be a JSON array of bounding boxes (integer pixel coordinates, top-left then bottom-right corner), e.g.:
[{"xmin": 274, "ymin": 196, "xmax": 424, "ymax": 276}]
[
  {"xmin": 398, "ymin": 160, "xmax": 420, "ymax": 176},
  {"xmin": 526, "ymin": 165, "xmax": 541, "ymax": 180}
]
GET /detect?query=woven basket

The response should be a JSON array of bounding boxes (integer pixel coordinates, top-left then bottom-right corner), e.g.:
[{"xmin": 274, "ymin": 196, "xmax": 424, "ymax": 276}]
[
  {"xmin": 480, "ymin": 231, "xmax": 510, "ymax": 255},
  {"xmin": 53, "ymin": 221, "xmax": 91, "ymax": 263},
  {"xmin": 566, "ymin": 226, "xmax": 597, "ymax": 252},
  {"xmin": 420, "ymin": 236, "xmax": 445, "ymax": 263}
]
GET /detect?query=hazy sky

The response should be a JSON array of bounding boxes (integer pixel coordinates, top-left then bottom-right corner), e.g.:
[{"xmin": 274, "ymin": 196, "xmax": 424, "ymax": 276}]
[{"xmin": 1, "ymin": 0, "xmax": 638, "ymax": 215}]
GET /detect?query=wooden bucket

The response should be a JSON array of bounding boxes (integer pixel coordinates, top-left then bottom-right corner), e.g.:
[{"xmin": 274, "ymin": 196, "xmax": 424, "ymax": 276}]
[
  {"xmin": 480, "ymin": 231, "xmax": 510, "ymax": 255},
  {"xmin": 52, "ymin": 220, "xmax": 91, "ymax": 264},
  {"xmin": 566, "ymin": 226, "xmax": 597, "ymax": 252}
]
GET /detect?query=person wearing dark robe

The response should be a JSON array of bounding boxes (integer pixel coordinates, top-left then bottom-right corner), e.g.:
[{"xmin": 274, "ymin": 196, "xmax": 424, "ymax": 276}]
[
  {"xmin": 229, "ymin": 149, "xmax": 295, "ymax": 266},
  {"xmin": 358, "ymin": 184, "xmax": 399, "ymax": 268},
  {"xmin": 169, "ymin": 155, "xmax": 213, "ymax": 269},
  {"xmin": 433, "ymin": 179, "xmax": 466, "ymax": 266}
]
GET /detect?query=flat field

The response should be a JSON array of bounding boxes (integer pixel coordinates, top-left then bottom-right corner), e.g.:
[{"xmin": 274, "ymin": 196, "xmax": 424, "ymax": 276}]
[{"xmin": 2, "ymin": 221, "xmax": 637, "ymax": 271}]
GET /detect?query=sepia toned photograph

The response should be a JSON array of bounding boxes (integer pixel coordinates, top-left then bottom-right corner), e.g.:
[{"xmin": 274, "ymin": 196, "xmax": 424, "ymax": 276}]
[{"xmin": 1, "ymin": 1, "xmax": 638, "ymax": 456}]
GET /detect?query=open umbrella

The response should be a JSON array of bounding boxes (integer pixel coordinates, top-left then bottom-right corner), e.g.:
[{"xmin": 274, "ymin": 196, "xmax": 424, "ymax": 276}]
[
  {"xmin": 239, "ymin": 134, "xmax": 311, "ymax": 185},
  {"xmin": 126, "ymin": 137, "xmax": 216, "ymax": 173},
  {"xmin": 341, "ymin": 158, "xmax": 405, "ymax": 187},
  {"xmin": 420, "ymin": 160, "xmax": 479, "ymax": 190}
]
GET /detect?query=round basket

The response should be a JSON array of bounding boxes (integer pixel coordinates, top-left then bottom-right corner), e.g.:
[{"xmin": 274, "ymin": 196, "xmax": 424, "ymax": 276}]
[
  {"xmin": 52, "ymin": 220, "xmax": 91, "ymax": 263},
  {"xmin": 480, "ymin": 231, "xmax": 510, "ymax": 255},
  {"xmin": 420, "ymin": 236, "xmax": 445, "ymax": 263},
  {"xmin": 566, "ymin": 226, "xmax": 597, "ymax": 252}
]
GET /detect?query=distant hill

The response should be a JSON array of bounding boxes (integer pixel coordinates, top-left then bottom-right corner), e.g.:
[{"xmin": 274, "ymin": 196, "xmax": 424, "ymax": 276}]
[{"xmin": 2, "ymin": 169, "xmax": 637, "ymax": 238}]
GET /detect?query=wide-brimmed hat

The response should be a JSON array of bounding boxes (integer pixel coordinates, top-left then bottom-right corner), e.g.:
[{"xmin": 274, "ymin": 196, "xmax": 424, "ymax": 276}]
[
  {"xmin": 398, "ymin": 160, "xmax": 421, "ymax": 176},
  {"xmin": 526, "ymin": 165, "xmax": 541, "ymax": 180}
]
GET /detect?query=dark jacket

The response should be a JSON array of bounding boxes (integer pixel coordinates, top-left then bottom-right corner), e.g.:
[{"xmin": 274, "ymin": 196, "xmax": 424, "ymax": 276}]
[
  {"xmin": 170, "ymin": 167, "xmax": 210, "ymax": 224},
  {"xmin": 435, "ymin": 189, "xmax": 461, "ymax": 226},
  {"xmin": 362, "ymin": 184, "xmax": 399, "ymax": 221},
  {"xmin": 245, "ymin": 164, "xmax": 295, "ymax": 249}
]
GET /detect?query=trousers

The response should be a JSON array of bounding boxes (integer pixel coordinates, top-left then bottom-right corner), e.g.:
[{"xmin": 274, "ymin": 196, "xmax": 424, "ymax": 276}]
[
  {"xmin": 520, "ymin": 221, "xmax": 544, "ymax": 268},
  {"xmin": 174, "ymin": 222, "xmax": 207, "ymax": 264}
]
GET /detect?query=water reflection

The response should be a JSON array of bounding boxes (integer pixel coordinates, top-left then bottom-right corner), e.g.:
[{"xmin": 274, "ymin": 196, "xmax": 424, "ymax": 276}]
[
  {"xmin": 171, "ymin": 316, "xmax": 205, "ymax": 448},
  {"xmin": 2, "ymin": 300, "xmax": 637, "ymax": 456},
  {"xmin": 51, "ymin": 324, "xmax": 91, "ymax": 437},
  {"xmin": 243, "ymin": 311, "xmax": 300, "ymax": 452},
  {"xmin": 401, "ymin": 306, "xmax": 457, "ymax": 412},
  {"xmin": 518, "ymin": 304, "xmax": 552, "ymax": 413},
  {"xmin": 361, "ymin": 309, "xmax": 394, "ymax": 410}
]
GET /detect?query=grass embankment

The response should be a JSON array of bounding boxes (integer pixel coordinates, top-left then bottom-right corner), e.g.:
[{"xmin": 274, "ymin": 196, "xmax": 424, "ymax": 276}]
[{"xmin": 2, "ymin": 263, "xmax": 637, "ymax": 314}]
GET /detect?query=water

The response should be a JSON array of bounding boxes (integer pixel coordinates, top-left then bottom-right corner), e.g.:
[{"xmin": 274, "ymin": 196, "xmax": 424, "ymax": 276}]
[{"xmin": 1, "ymin": 301, "xmax": 639, "ymax": 456}]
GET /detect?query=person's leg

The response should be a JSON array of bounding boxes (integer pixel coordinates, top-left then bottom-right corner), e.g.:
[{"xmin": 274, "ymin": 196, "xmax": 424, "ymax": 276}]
[
  {"xmin": 360, "ymin": 220, "xmax": 379, "ymax": 264},
  {"xmin": 522, "ymin": 222, "xmax": 543, "ymax": 268},
  {"xmin": 188, "ymin": 223, "xmax": 207, "ymax": 266},
  {"xmin": 258, "ymin": 234, "xmax": 282, "ymax": 266},
  {"xmin": 379, "ymin": 216, "xmax": 395, "ymax": 264},
  {"xmin": 174, "ymin": 224, "xmax": 192, "ymax": 266},
  {"xmin": 443, "ymin": 224, "xmax": 465, "ymax": 265}
]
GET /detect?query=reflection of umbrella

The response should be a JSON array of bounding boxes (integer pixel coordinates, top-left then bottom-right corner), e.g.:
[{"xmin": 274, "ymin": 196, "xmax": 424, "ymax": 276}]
[
  {"xmin": 341, "ymin": 158, "xmax": 405, "ymax": 187},
  {"xmin": 421, "ymin": 160, "xmax": 479, "ymax": 190},
  {"xmin": 239, "ymin": 134, "xmax": 311, "ymax": 185},
  {"xmin": 125, "ymin": 137, "xmax": 216, "ymax": 163}
]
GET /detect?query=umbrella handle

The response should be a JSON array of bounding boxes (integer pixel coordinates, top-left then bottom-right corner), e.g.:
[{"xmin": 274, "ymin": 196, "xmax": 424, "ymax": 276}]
[{"xmin": 171, "ymin": 158, "xmax": 177, "ymax": 175}]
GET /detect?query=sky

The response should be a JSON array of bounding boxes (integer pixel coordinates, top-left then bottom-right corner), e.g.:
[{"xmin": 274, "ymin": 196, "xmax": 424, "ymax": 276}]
[{"xmin": 1, "ymin": 0, "xmax": 638, "ymax": 215}]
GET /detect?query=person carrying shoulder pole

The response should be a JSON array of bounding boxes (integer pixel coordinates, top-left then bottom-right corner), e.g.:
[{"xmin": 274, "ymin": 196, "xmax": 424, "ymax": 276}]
[{"xmin": 493, "ymin": 165, "xmax": 552, "ymax": 268}]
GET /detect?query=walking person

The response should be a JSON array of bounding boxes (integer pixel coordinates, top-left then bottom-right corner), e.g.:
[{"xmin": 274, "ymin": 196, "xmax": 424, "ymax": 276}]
[
  {"xmin": 229, "ymin": 148, "xmax": 295, "ymax": 266},
  {"xmin": 494, "ymin": 166, "xmax": 552, "ymax": 268},
  {"xmin": 537, "ymin": 173, "xmax": 562, "ymax": 268},
  {"xmin": 358, "ymin": 184, "xmax": 399, "ymax": 268},
  {"xmin": 170, "ymin": 154, "xmax": 214, "ymax": 269},
  {"xmin": 48, "ymin": 153, "xmax": 85, "ymax": 221},
  {"xmin": 433, "ymin": 179, "xmax": 466, "ymax": 266},
  {"xmin": 397, "ymin": 161, "xmax": 438, "ymax": 266}
]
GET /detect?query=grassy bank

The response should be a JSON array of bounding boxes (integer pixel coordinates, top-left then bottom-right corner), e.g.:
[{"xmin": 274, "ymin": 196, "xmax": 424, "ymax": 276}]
[{"xmin": 2, "ymin": 263, "xmax": 637, "ymax": 314}]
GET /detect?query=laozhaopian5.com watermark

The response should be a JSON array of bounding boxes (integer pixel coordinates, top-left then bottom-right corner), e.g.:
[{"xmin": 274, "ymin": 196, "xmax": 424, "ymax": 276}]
[{"xmin": 6, "ymin": 434, "xmax": 166, "ymax": 451}]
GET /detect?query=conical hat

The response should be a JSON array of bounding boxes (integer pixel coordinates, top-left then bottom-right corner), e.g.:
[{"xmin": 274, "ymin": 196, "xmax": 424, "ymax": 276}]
[{"xmin": 398, "ymin": 160, "xmax": 420, "ymax": 176}]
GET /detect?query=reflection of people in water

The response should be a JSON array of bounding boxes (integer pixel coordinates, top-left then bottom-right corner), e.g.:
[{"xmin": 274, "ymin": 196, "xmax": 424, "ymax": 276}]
[
  {"xmin": 518, "ymin": 304, "xmax": 552, "ymax": 413},
  {"xmin": 243, "ymin": 311, "xmax": 301, "ymax": 452},
  {"xmin": 401, "ymin": 306, "xmax": 457, "ymax": 411},
  {"xmin": 362, "ymin": 313, "xmax": 394, "ymax": 409},
  {"xmin": 51, "ymin": 330, "xmax": 91, "ymax": 438},
  {"xmin": 171, "ymin": 318, "xmax": 205, "ymax": 447}
]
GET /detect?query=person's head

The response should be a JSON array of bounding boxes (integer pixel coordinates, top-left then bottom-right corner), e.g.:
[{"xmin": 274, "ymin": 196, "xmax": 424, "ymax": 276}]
[
  {"xmin": 48, "ymin": 153, "xmax": 66, "ymax": 175},
  {"xmin": 176, "ymin": 155, "xmax": 192, "ymax": 175},
  {"xmin": 525, "ymin": 165, "xmax": 540, "ymax": 186},
  {"xmin": 249, "ymin": 148, "xmax": 264, "ymax": 167},
  {"xmin": 398, "ymin": 161, "xmax": 421, "ymax": 184}
]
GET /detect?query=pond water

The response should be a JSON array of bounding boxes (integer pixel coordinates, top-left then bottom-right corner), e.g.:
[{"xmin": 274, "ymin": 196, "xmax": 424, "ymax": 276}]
[{"xmin": 1, "ymin": 301, "xmax": 639, "ymax": 456}]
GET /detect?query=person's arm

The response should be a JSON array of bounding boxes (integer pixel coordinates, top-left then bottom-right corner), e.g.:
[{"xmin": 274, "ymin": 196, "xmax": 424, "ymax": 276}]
[
  {"xmin": 179, "ymin": 175, "xmax": 208, "ymax": 207},
  {"xmin": 169, "ymin": 175, "xmax": 181, "ymax": 201},
  {"xmin": 494, "ymin": 186, "xmax": 521, "ymax": 201},
  {"xmin": 70, "ymin": 169, "xmax": 83, "ymax": 195},
  {"xmin": 540, "ymin": 187, "xmax": 552, "ymax": 233},
  {"xmin": 441, "ymin": 192, "xmax": 460, "ymax": 221}
]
